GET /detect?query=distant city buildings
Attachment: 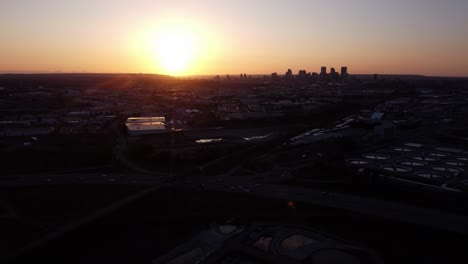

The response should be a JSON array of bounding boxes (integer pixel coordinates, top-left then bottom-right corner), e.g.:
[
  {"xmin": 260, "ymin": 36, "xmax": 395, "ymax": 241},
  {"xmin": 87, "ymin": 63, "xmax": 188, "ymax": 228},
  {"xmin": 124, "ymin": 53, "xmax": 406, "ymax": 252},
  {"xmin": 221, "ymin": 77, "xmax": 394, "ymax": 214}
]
[
  {"xmin": 239, "ymin": 73, "xmax": 247, "ymax": 80},
  {"xmin": 266, "ymin": 66, "xmax": 349, "ymax": 84},
  {"xmin": 216, "ymin": 66, "xmax": 349, "ymax": 84}
]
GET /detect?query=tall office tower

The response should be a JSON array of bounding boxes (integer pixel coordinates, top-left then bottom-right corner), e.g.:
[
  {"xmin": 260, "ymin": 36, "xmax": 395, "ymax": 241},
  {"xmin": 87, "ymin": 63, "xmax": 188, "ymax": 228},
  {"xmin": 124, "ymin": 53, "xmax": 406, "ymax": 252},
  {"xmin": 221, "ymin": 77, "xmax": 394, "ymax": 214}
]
[
  {"xmin": 341, "ymin": 67, "xmax": 349, "ymax": 82},
  {"xmin": 285, "ymin": 69, "xmax": 293, "ymax": 80},
  {"xmin": 330, "ymin": 67, "xmax": 340, "ymax": 82},
  {"xmin": 319, "ymin": 66, "xmax": 327, "ymax": 82},
  {"xmin": 341, "ymin": 67, "xmax": 348, "ymax": 76},
  {"xmin": 320, "ymin": 67, "xmax": 327, "ymax": 75},
  {"xmin": 298, "ymin": 70, "xmax": 307, "ymax": 79}
]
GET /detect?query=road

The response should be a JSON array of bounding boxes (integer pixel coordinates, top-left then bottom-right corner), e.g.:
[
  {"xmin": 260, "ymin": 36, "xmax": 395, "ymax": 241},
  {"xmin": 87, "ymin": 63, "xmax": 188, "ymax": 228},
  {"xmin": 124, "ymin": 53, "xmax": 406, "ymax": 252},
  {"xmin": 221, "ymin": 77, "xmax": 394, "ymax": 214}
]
[
  {"xmin": 199, "ymin": 180, "xmax": 468, "ymax": 235},
  {"xmin": 0, "ymin": 172, "xmax": 165, "ymax": 187},
  {"xmin": 5, "ymin": 170, "xmax": 467, "ymax": 235}
]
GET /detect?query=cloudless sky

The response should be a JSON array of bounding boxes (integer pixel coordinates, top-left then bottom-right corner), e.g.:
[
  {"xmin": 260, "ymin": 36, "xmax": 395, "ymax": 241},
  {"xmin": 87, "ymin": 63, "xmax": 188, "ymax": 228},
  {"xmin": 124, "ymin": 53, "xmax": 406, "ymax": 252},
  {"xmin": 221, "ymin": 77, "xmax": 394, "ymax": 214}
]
[{"xmin": 1, "ymin": 0, "xmax": 468, "ymax": 76}]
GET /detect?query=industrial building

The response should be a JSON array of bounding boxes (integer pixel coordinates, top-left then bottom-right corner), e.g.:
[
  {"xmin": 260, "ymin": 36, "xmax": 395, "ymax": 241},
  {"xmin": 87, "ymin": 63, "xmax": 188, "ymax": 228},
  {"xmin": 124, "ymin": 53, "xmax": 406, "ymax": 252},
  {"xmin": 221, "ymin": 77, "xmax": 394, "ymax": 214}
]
[
  {"xmin": 126, "ymin": 116, "xmax": 167, "ymax": 136},
  {"xmin": 153, "ymin": 223, "xmax": 380, "ymax": 264},
  {"xmin": 346, "ymin": 143, "xmax": 468, "ymax": 193}
]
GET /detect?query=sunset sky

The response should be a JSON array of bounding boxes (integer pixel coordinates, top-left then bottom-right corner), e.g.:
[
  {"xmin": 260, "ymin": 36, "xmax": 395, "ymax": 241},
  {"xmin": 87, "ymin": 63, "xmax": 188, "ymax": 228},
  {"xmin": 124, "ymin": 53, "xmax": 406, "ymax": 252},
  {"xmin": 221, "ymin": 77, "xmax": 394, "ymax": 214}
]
[{"xmin": 1, "ymin": 0, "xmax": 468, "ymax": 76}]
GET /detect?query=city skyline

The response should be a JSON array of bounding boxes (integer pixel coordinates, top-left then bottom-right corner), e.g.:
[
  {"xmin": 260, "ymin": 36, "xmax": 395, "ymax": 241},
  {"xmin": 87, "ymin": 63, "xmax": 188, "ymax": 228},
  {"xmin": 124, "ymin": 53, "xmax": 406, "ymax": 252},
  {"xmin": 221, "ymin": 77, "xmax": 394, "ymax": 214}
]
[{"xmin": 2, "ymin": 0, "xmax": 468, "ymax": 76}]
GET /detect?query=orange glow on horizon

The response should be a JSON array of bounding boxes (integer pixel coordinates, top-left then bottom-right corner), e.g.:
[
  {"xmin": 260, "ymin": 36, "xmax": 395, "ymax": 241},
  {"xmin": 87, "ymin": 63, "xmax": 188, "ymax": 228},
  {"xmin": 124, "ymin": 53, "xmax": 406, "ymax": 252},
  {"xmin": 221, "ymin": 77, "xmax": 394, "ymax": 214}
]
[{"xmin": 1, "ymin": 1, "xmax": 467, "ymax": 77}]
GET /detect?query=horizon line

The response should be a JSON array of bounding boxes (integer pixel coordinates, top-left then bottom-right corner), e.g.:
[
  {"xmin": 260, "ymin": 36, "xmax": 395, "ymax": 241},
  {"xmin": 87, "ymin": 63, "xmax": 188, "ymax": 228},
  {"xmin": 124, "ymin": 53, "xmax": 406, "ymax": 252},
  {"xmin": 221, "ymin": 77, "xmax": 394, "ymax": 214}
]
[{"xmin": 1, "ymin": 71, "xmax": 468, "ymax": 78}]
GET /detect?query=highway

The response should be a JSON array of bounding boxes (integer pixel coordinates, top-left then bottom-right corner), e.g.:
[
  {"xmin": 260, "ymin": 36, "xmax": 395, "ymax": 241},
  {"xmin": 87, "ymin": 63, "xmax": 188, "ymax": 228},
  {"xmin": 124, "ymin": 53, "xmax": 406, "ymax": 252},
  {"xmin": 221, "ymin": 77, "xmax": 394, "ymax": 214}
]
[
  {"xmin": 0, "ymin": 172, "xmax": 166, "ymax": 187},
  {"xmin": 200, "ymin": 180, "xmax": 468, "ymax": 235},
  {"xmin": 3, "ymin": 172, "xmax": 468, "ymax": 236}
]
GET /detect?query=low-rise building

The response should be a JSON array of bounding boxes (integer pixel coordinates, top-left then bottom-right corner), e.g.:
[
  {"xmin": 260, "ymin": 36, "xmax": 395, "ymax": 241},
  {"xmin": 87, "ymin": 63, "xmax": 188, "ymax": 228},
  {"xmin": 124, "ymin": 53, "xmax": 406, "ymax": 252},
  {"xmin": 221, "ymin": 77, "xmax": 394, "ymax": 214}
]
[{"xmin": 126, "ymin": 116, "xmax": 167, "ymax": 136}]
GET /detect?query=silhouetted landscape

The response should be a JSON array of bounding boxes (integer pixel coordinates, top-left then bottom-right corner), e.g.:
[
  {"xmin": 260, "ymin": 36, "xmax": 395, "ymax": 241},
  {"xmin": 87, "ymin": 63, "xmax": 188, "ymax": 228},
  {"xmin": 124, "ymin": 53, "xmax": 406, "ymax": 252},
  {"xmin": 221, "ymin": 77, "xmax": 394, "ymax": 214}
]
[
  {"xmin": 2, "ymin": 0, "xmax": 468, "ymax": 263},
  {"xmin": 1, "ymin": 71, "xmax": 468, "ymax": 263}
]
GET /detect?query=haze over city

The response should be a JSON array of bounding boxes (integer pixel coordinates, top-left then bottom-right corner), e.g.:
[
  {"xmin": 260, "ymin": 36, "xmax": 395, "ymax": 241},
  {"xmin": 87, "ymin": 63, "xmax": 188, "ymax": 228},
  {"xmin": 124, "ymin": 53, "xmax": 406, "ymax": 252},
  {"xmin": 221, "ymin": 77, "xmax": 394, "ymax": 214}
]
[{"xmin": 2, "ymin": 0, "xmax": 468, "ymax": 76}]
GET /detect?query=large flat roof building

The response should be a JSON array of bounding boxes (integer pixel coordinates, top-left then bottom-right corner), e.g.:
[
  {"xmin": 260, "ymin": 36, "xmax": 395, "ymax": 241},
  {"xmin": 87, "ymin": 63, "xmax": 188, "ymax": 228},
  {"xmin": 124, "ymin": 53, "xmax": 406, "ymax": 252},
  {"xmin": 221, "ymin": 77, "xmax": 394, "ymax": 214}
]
[
  {"xmin": 126, "ymin": 117, "xmax": 165, "ymax": 123},
  {"xmin": 126, "ymin": 117, "xmax": 166, "ymax": 136}
]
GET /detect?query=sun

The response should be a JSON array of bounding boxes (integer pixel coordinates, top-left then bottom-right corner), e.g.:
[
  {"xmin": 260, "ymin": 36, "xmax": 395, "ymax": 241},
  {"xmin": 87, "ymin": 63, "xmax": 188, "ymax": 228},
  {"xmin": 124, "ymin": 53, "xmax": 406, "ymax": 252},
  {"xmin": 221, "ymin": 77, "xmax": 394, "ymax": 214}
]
[
  {"xmin": 154, "ymin": 27, "xmax": 198, "ymax": 76},
  {"xmin": 134, "ymin": 21, "xmax": 218, "ymax": 75}
]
